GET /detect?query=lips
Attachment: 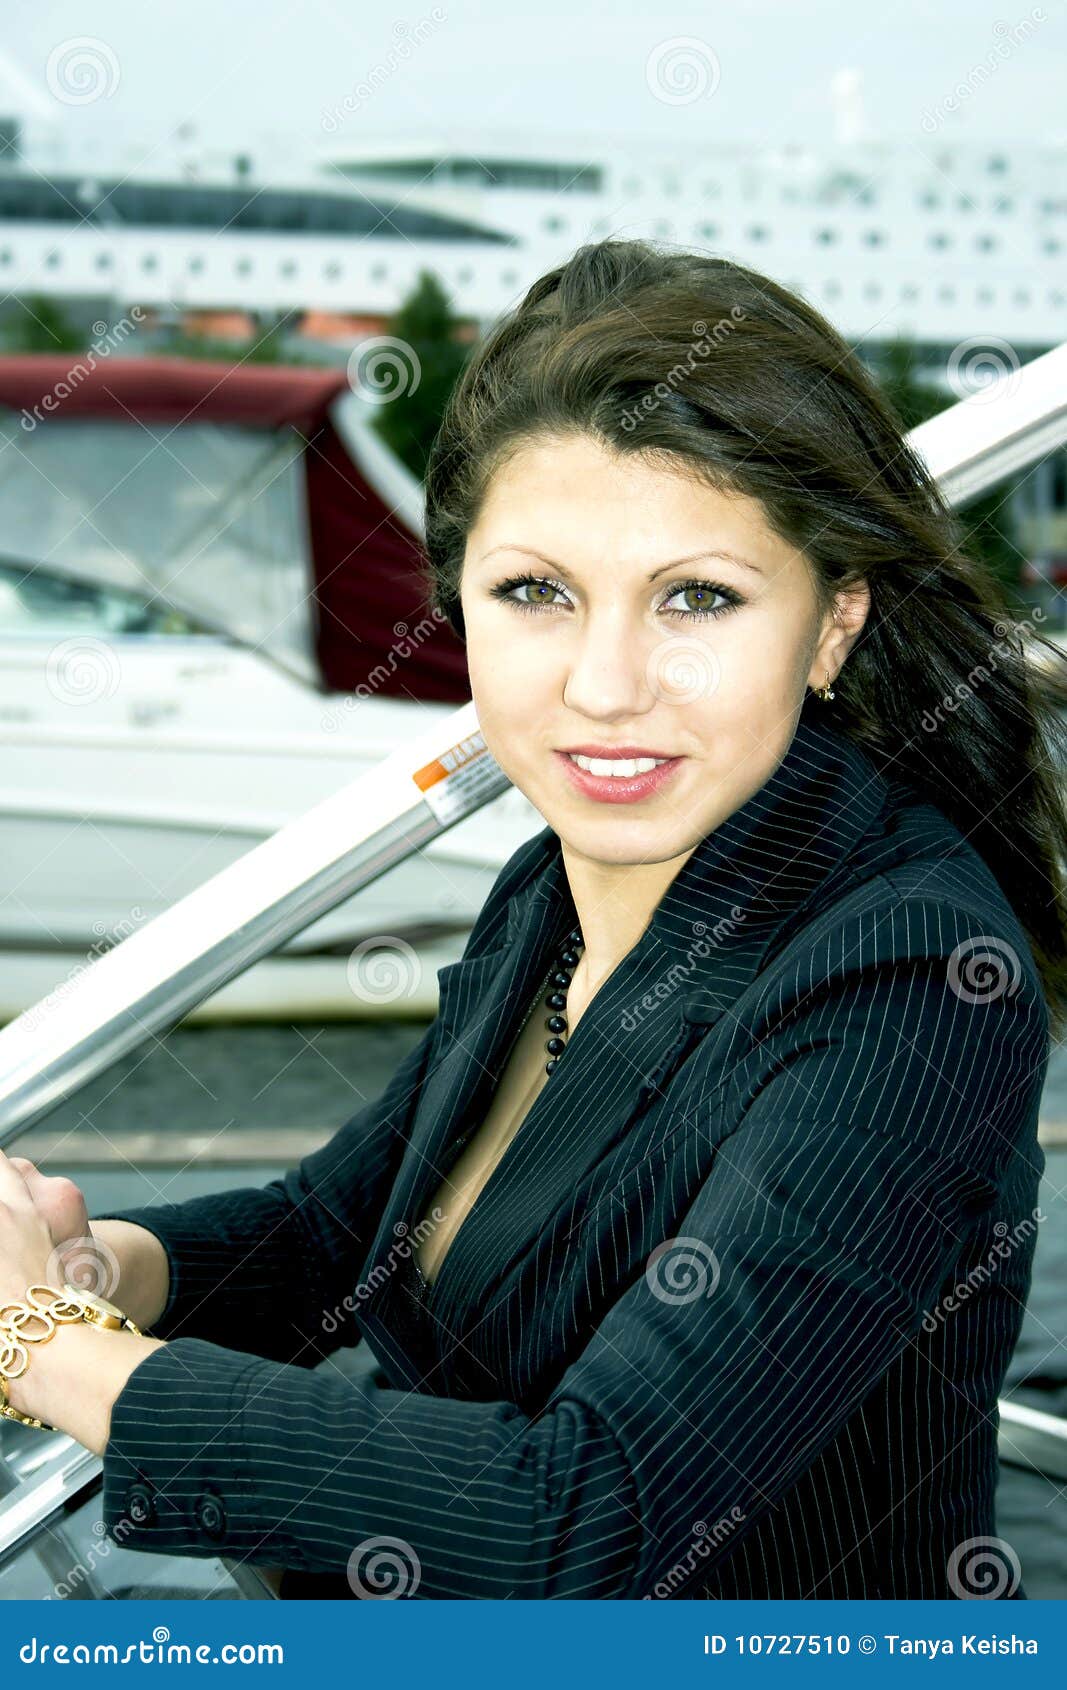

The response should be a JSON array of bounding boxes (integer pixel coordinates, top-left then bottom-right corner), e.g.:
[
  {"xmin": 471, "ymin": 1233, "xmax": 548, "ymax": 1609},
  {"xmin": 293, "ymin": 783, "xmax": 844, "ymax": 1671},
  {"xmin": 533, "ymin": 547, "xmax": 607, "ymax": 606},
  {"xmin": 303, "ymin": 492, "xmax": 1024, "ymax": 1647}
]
[
  {"xmin": 561, "ymin": 745, "xmax": 678, "ymax": 759},
  {"xmin": 554, "ymin": 748, "xmax": 684, "ymax": 805}
]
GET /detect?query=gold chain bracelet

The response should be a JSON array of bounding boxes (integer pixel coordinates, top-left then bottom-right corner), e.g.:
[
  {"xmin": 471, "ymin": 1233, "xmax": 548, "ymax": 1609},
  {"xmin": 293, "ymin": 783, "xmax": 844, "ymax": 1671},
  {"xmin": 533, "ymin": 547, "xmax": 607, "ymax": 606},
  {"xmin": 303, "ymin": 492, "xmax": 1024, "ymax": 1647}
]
[{"xmin": 0, "ymin": 1282, "xmax": 143, "ymax": 1433}]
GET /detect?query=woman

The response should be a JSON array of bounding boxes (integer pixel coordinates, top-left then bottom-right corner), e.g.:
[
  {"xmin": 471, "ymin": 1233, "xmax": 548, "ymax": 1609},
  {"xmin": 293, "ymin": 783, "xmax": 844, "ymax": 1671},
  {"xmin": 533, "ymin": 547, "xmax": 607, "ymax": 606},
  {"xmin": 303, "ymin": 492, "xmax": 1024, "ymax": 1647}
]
[{"xmin": 1, "ymin": 239, "xmax": 1064, "ymax": 1601}]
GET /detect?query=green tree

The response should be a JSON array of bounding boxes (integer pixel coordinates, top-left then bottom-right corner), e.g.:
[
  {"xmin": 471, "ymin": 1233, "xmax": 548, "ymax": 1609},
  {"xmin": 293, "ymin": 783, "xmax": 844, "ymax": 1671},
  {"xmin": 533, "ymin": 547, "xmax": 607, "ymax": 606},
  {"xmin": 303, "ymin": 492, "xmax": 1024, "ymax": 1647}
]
[
  {"xmin": 367, "ymin": 270, "xmax": 471, "ymax": 480},
  {"xmin": 1, "ymin": 294, "xmax": 84, "ymax": 352}
]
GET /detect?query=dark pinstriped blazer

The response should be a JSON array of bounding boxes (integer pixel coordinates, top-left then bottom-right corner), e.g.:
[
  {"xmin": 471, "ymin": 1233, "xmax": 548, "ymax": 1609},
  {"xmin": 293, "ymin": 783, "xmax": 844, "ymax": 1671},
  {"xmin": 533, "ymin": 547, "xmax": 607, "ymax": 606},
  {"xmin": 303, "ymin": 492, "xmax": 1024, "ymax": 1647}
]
[{"xmin": 94, "ymin": 702, "xmax": 1049, "ymax": 1599}]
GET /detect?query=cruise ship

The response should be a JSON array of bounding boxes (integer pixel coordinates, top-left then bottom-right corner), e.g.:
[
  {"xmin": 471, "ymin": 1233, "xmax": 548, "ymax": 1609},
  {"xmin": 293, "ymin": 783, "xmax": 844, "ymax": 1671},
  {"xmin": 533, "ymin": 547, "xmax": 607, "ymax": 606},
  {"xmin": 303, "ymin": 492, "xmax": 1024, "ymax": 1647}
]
[
  {"xmin": 2, "ymin": 100, "xmax": 1064, "ymax": 560},
  {"xmin": 2, "ymin": 101, "xmax": 1066, "ymax": 360}
]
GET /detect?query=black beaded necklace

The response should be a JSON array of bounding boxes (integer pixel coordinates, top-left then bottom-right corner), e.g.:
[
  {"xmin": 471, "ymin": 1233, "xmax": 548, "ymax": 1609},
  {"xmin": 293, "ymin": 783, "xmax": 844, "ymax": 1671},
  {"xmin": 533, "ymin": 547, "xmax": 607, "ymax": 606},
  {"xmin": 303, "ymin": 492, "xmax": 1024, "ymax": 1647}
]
[
  {"xmin": 404, "ymin": 920, "xmax": 586, "ymax": 1305},
  {"xmin": 514, "ymin": 923, "xmax": 585, "ymax": 1075}
]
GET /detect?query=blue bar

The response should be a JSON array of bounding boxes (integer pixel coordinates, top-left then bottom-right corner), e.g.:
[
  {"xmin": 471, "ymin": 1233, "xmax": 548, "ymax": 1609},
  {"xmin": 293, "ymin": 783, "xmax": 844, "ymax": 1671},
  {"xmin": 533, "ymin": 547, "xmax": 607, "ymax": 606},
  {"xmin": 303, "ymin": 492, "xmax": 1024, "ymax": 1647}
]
[{"xmin": 6, "ymin": 1599, "xmax": 1066, "ymax": 1684}]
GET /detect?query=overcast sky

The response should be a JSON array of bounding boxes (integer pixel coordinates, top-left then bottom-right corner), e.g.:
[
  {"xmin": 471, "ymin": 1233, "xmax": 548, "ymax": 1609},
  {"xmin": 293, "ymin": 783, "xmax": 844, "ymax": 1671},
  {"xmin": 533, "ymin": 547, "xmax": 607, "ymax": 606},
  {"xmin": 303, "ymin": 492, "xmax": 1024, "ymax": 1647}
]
[{"xmin": 3, "ymin": 0, "xmax": 1065, "ymax": 174}]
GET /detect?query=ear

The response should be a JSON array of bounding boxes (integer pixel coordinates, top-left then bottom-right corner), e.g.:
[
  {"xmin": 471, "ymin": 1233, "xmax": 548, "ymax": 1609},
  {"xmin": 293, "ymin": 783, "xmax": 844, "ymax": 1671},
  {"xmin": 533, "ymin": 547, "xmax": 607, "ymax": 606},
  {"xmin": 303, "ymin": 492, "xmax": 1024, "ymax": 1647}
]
[{"xmin": 809, "ymin": 579, "xmax": 869, "ymax": 690}]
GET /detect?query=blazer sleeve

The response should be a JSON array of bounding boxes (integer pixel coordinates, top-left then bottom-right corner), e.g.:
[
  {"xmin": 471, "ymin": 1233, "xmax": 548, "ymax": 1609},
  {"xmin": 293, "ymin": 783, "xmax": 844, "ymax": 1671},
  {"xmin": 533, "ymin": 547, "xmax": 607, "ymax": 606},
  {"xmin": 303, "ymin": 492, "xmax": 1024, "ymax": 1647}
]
[
  {"xmin": 89, "ymin": 1020, "xmax": 441, "ymax": 1367},
  {"xmin": 98, "ymin": 895, "xmax": 1049, "ymax": 1597}
]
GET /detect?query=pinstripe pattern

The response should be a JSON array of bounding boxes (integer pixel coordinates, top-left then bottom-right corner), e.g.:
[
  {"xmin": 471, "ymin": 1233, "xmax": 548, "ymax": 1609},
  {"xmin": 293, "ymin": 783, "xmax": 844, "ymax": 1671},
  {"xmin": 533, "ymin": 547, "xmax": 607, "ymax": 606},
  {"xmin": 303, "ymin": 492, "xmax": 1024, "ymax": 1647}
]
[{"xmin": 93, "ymin": 706, "xmax": 1049, "ymax": 1598}]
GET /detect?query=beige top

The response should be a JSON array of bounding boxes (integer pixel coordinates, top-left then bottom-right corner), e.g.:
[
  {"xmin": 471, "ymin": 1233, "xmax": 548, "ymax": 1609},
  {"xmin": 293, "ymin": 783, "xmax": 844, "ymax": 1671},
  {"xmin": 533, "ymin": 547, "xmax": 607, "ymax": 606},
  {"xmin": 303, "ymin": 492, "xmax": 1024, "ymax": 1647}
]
[{"xmin": 415, "ymin": 964, "xmax": 591, "ymax": 1287}]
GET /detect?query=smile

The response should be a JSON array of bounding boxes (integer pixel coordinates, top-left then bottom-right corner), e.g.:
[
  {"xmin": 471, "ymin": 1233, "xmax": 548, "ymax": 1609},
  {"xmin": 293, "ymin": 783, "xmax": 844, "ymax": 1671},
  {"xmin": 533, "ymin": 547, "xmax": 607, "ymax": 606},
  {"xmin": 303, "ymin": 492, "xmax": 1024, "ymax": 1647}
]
[
  {"xmin": 554, "ymin": 749, "xmax": 684, "ymax": 805},
  {"xmin": 567, "ymin": 753, "xmax": 668, "ymax": 777}
]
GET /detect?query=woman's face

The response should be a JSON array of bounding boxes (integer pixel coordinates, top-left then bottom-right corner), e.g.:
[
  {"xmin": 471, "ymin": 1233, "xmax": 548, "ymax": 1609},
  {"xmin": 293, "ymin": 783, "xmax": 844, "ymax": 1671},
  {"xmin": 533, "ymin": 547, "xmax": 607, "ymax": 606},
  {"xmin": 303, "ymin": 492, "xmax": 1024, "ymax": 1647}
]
[{"xmin": 460, "ymin": 433, "xmax": 867, "ymax": 868}]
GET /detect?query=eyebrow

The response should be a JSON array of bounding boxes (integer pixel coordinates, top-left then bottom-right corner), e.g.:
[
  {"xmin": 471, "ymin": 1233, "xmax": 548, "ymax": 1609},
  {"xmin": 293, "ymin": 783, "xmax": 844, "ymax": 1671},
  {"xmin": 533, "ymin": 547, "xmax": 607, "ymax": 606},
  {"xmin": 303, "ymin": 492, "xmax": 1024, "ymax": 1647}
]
[{"xmin": 478, "ymin": 544, "xmax": 764, "ymax": 580}]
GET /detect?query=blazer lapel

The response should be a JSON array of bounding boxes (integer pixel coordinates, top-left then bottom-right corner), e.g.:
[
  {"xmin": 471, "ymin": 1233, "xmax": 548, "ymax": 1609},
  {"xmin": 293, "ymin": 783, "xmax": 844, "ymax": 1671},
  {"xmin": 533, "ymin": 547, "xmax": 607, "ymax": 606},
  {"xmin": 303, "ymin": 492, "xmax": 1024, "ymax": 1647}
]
[{"xmin": 353, "ymin": 865, "xmax": 572, "ymax": 1306}]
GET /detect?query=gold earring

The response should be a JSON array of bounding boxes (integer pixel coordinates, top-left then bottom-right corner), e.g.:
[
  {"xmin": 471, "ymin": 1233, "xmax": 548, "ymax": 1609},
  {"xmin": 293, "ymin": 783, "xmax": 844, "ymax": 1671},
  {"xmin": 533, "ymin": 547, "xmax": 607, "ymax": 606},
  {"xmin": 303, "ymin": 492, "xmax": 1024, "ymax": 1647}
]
[{"xmin": 815, "ymin": 669, "xmax": 835, "ymax": 702}]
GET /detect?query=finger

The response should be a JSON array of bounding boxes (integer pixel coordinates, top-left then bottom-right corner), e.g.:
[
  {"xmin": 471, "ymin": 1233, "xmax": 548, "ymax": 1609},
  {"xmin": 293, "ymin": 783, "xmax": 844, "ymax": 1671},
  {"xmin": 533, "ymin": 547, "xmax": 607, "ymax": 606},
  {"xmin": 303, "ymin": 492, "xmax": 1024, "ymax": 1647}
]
[
  {"xmin": 12, "ymin": 1159, "xmax": 59, "ymax": 1204},
  {"xmin": 0, "ymin": 1149, "xmax": 36, "ymax": 1209}
]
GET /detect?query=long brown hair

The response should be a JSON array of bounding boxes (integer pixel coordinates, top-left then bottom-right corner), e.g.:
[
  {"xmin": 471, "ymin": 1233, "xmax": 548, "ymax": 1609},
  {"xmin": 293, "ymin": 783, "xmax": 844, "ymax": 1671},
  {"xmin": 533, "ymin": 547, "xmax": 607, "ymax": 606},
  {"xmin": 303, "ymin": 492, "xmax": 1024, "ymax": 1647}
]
[{"xmin": 421, "ymin": 237, "xmax": 1067, "ymax": 1039}]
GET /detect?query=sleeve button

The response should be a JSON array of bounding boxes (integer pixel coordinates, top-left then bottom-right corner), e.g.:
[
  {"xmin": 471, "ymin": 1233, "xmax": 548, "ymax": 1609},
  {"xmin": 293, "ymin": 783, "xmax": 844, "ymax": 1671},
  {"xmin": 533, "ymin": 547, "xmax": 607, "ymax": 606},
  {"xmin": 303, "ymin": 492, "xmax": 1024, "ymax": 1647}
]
[
  {"xmin": 194, "ymin": 1489, "xmax": 227, "ymax": 1539},
  {"xmin": 126, "ymin": 1482, "xmax": 156, "ymax": 1526}
]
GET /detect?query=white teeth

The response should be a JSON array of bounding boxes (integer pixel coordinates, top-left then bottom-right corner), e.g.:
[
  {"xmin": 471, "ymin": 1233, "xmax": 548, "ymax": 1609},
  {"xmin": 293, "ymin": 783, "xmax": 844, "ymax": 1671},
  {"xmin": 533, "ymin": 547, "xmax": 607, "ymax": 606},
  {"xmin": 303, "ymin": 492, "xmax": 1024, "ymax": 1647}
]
[{"xmin": 569, "ymin": 753, "xmax": 667, "ymax": 777}]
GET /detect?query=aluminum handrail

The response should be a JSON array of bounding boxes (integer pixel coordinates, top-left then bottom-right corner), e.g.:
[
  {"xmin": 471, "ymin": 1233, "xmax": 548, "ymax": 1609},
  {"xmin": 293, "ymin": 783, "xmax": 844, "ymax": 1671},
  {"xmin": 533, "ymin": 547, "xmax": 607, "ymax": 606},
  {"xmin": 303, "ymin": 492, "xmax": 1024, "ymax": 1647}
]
[
  {"xmin": 908, "ymin": 340, "xmax": 1067, "ymax": 507},
  {"xmin": 997, "ymin": 1397, "xmax": 1067, "ymax": 1483},
  {"xmin": 0, "ymin": 699, "xmax": 509, "ymax": 1139}
]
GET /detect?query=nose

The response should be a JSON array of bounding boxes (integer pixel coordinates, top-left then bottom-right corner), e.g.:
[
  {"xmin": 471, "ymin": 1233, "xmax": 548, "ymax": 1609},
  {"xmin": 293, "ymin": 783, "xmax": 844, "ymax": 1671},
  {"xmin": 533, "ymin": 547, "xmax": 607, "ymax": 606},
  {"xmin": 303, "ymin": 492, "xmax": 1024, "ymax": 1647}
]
[{"xmin": 561, "ymin": 606, "xmax": 656, "ymax": 722}]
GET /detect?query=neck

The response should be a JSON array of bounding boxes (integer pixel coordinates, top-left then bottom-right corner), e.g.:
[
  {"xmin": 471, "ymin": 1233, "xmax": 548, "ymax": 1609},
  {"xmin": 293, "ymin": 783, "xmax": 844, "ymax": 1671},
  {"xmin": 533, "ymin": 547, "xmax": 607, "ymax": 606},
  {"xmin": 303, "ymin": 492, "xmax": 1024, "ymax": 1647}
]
[{"xmin": 559, "ymin": 837, "xmax": 699, "ymax": 1014}]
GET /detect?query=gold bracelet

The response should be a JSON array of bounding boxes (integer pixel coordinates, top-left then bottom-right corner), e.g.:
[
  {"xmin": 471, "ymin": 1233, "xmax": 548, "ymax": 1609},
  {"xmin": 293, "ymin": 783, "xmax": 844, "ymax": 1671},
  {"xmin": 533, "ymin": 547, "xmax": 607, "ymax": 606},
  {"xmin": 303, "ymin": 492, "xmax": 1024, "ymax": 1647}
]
[{"xmin": 0, "ymin": 1282, "xmax": 143, "ymax": 1433}]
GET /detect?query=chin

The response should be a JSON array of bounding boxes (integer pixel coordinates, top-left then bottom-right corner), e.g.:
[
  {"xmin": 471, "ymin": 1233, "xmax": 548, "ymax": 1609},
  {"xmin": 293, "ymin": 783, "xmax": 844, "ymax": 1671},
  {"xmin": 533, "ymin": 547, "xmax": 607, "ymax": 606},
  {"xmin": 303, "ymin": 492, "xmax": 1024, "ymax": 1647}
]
[{"xmin": 554, "ymin": 812, "xmax": 699, "ymax": 866}]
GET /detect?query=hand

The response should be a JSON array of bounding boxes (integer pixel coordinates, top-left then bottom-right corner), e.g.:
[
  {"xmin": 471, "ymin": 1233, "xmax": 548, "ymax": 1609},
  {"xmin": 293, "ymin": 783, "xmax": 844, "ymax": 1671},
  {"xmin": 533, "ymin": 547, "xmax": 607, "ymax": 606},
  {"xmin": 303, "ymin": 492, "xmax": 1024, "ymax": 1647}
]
[
  {"xmin": 0, "ymin": 1152, "xmax": 165, "ymax": 1443},
  {"xmin": 2, "ymin": 1155, "xmax": 96, "ymax": 1292},
  {"xmin": 0, "ymin": 1150, "xmax": 67, "ymax": 1313}
]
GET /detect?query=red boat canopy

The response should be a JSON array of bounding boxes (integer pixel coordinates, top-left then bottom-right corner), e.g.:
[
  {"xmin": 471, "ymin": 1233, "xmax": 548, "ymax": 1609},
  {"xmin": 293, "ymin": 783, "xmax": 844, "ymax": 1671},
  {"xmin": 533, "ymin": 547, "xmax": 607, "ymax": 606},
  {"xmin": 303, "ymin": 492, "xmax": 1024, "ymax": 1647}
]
[{"xmin": 0, "ymin": 354, "xmax": 469, "ymax": 701}]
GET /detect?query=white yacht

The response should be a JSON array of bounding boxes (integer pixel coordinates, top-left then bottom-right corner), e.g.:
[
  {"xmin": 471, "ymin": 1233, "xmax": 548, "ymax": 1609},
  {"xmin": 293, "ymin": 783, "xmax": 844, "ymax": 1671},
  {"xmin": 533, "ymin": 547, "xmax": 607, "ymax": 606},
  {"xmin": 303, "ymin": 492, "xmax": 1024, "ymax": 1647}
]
[{"xmin": 0, "ymin": 354, "xmax": 540, "ymax": 1021}]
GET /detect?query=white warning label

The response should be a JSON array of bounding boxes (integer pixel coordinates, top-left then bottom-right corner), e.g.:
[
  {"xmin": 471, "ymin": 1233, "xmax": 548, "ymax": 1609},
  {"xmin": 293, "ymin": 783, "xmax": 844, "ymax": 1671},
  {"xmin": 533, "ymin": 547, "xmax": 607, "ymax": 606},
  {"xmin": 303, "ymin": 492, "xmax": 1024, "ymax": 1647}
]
[{"xmin": 413, "ymin": 729, "xmax": 505, "ymax": 824}]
